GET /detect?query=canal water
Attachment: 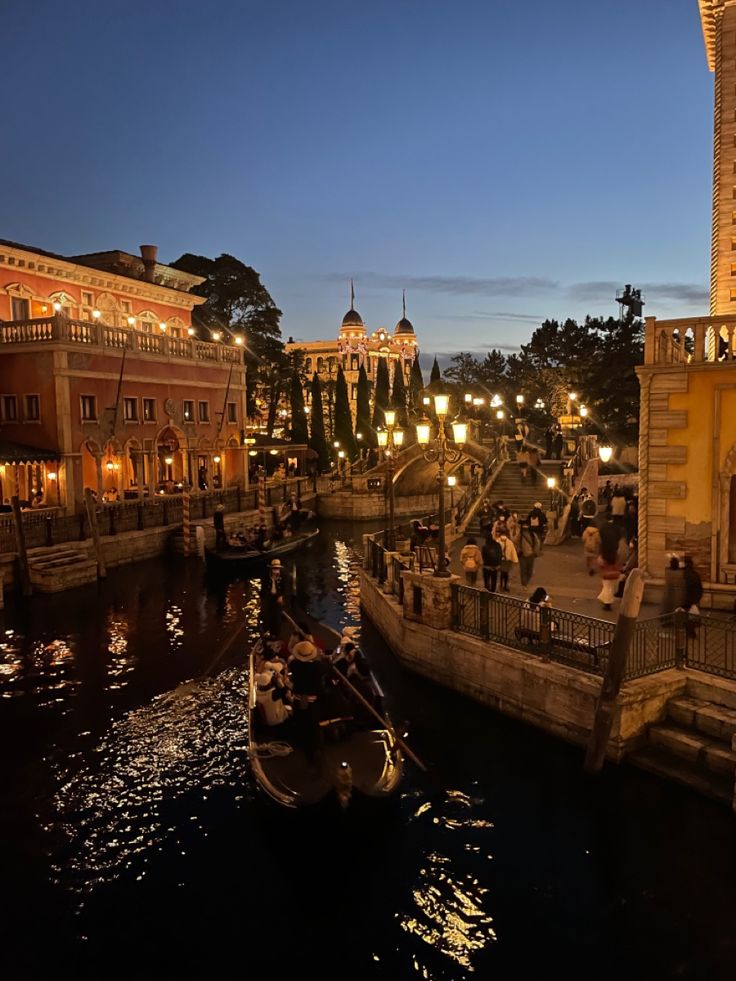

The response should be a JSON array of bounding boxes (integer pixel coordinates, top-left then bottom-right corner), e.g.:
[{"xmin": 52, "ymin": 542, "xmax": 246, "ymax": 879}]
[{"xmin": 1, "ymin": 521, "xmax": 735, "ymax": 979}]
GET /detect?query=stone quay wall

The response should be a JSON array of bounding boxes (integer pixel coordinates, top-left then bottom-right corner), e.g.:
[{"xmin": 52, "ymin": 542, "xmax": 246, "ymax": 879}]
[
  {"xmin": 360, "ymin": 566, "xmax": 687, "ymax": 760},
  {"xmin": 317, "ymin": 491, "xmax": 438, "ymax": 521}
]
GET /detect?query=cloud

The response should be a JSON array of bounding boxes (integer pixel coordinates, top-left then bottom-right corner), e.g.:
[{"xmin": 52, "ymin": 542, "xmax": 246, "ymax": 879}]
[
  {"xmin": 326, "ymin": 271, "xmax": 557, "ymax": 297},
  {"xmin": 445, "ymin": 310, "xmax": 543, "ymax": 324}
]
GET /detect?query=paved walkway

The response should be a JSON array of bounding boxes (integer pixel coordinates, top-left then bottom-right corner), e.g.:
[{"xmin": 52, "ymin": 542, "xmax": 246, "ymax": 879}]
[{"xmin": 449, "ymin": 533, "xmax": 660, "ymax": 623}]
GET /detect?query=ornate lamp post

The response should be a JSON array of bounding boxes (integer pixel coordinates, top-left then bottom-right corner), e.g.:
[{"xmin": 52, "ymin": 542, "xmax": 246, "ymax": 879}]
[
  {"xmin": 447, "ymin": 473, "xmax": 456, "ymax": 511},
  {"xmin": 547, "ymin": 475, "xmax": 557, "ymax": 512},
  {"xmin": 415, "ymin": 394, "xmax": 467, "ymax": 577},
  {"xmin": 377, "ymin": 409, "xmax": 404, "ymax": 549}
]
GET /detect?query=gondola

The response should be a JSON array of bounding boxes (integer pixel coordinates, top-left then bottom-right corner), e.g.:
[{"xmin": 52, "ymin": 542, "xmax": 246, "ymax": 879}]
[
  {"xmin": 205, "ymin": 528, "xmax": 319, "ymax": 572},
  {"xmin": 247, "ymin": 610, "xmax": 403, "ymax": 809}
]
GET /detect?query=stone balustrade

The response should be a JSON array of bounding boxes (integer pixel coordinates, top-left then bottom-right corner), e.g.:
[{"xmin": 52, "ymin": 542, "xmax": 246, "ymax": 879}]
[
  {"xmin": 0, "ymin": 315, "xmax": 244, "ymax": 366},
  {"xmin": 644, "ymin": 314, "xmax": 736, "ymax": 366}
]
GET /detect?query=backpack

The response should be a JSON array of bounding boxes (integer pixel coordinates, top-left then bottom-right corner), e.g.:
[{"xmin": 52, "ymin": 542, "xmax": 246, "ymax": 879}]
[
  {"xmin": 483, "ymin": 540, "xmax": 502, "ymax": 566},
  {"xmin": 463, "ymin": 555, "xmax": 478, "ymax": 572}
]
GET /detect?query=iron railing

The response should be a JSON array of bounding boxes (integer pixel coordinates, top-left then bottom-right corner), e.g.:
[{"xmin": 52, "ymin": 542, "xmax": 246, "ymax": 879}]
[
  {"xmin": 0, "ymin": 477, "xmax": 313, "ymax": 552},
  {"xmin": 453, "ymin": 584, "xmax": 614, "ymax": 675},
  {"xmin": 684, "ymin": 612, "xmax": 736, "ymax": 679},
  {"xmin": 626, "ymin": 614, "xmax": 680, "ymax": 680}
]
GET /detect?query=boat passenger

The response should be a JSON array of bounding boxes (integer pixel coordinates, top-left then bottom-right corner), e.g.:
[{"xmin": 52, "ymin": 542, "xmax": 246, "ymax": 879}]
[
  {"xmin": 254, "ymin": 670, "xmax": 292, "ymax": 727},
  {"xmin": 288, "ymin": 639, "xmax": 326, "ymax": 762},
  {"xmin": 287, "ymin": 622, "xmax": 315, "ymax": 655}
]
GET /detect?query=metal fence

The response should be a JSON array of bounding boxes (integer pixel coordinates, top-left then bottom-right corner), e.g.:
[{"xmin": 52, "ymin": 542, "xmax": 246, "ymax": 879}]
[
  {"xmin": 626, "ymin": 614, "xmax": 680, "ymax": 680},
  {"xmin": 453, "ymin": 584, "xmax": 614, "ymax": 675},
  {"xmin": 685, "ymin": 613, "xmax": 736, "ymax": 679},
  {"xmin": 0, "ymin": 477, "xmax": 314, "ymax": 552}
]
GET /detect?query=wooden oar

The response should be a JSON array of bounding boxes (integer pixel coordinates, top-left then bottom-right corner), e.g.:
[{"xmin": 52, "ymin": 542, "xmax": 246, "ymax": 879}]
[
  {"xmin": 329, "ymin": 663, "xmax": 428, "ymax": 773},
  {"xmin": 163, "ymin": 616, "xmax": 252, "ymax": 701}
]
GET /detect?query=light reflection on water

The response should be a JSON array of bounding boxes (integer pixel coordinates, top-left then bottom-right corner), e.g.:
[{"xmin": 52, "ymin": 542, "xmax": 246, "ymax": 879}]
[{"xmin": 3, "ymin": 524, "xmax": 498, "ymax": 977}]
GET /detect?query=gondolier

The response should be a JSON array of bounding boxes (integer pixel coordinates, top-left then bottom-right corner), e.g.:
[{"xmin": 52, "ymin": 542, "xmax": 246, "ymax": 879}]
[{"xmin": 261, "ymin": 559, "xmax": 285, "ymax": 634}]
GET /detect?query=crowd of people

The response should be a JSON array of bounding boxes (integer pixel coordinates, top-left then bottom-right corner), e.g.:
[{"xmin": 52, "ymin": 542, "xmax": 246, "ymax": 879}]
[
  {"xmin": 252, "ymin": 621, "xmax": 381, "ymax": 761},
  {"xmin": 214, "ymin": 493, "xmax": 312, "ymax": 552},
  {"xmin": 460, "ymin": 498, "xmax": 548, "ymax": 592}
]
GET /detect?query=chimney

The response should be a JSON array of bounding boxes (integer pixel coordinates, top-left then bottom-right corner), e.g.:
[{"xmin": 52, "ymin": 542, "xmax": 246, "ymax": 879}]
[{"xmin": 139, "ymin": 244, "xmax": 158, "ymax": 283}]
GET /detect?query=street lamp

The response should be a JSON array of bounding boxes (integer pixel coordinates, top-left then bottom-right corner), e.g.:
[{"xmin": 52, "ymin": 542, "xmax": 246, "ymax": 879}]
[
  {"xmin": 515, "ymin": 394, "xmax": 524, "ymax": 408},
  {"xmin": 547, "ymin": 475, "xmax": 557, "ymax": 511},
  {"xmin": 378, "ymin": 413, "xmax": 404, "ymax": 549},
  {"xmin": 599, "ymin": 445, "xmax": 613, "ymax": 464},
  {"xmin": 415, "ymin": 394, "xmax": 467, "ymax": 577}
]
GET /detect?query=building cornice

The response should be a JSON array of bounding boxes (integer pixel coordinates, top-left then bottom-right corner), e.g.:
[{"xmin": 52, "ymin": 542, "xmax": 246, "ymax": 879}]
[
  {"xmin": 698, "ymin": 0, "xmax": 736, "ymax": 71},
  {"xmin": 0, "ymin": 243, "xmax": 206, "ymax": 310}
]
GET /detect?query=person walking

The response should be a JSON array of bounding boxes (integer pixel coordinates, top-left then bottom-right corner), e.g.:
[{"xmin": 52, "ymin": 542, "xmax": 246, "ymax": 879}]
[
  {"xmin": 517, "ymin": 443, "xmax": 530, "ymax": 484},
  {"xmin": 482, "ymin": 535, "xmax": 502, "ymax": 592},
  {"xmin": 682, "ymin": 556, "xmax": 703, "ymax": 638},
  {"xmin": 527, "ymin": 501, "xmax": 547, "ymax": 552},
  {"xmin": 596, "ymin": 522, "xmax": 622, "ymax": 610},
  {"xmin": 544, "ymin": 426, "xmax": 555, "ymax": 460},
  {"xmin": 518, "ymin": 523, "xmax": 538, "ymax": 587},
  {"xmin": 460, "ymin": 536, "xmax": 483, "ymax": 586},
  {"xmin": 580, "ymin": 492, "xmax": 597, "ymax": 532},
  {"xmin": 497, "ymin": 532, "xmax": 518, "ymax": 592},
  {"xmin": 552, "ymin": 430, "xmax": 564, "ymax": 461},
  {"xmin": 528, "ymin": 444, "xmax": 541, "ymax": 485},
  {"xmin": 582, "ymin": 522, "xmax": 602, "ymax": 576},
  {"xmin": 661, "ymin": 555, "xmax": 686, "ymax": 616}
]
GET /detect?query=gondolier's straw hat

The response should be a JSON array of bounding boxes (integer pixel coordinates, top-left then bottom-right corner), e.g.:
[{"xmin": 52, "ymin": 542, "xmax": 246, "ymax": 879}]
[
  {"xmin": 291, "ymin": 640, "xmax": 318, "ymax": 661},
  {"xmin": 534, "ymin": 502, "xmax": 543, "ymax": 509},
  {"xmin": 270, "ymin": 558, "xmax": 281, "ymax": 568}
]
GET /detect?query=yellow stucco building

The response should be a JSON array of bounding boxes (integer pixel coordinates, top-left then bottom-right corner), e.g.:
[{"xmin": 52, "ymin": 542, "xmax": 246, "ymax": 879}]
[{"xmin": 637, "ymin": 2, "xmax": 736, "ymax": 604}]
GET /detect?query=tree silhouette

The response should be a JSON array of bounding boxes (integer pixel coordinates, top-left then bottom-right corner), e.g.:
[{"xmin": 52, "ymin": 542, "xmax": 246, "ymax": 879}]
[
  {"xmin": 334, "ymin": 367, "xmax": 358, "ymax": 459},
  {"xmin": 289, "ymin": 371, "xmax": 308, "ymax": 444},
  {"xmin": 391, "ymin": 361, "xmax": 409, "ymax": 429},
  {"xmin": 371, "ymin": 357, "xmax": 390, "ymax": 431},
  {"xmin": 409, "ymin": 356, "xmax": 424, "ymax": 416},
  {"xmin": 356, "ymin": 364, "xmax": 374, "ymax": 448},
  {"xmin": 309, "ymin": 373, "xmax": 329, "ymax": 471}
]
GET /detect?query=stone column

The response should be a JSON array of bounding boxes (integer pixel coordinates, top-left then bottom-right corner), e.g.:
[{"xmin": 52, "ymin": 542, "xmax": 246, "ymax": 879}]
[{"xmin": 401, "ymin": 568, "xmax": 460, "ymax": 630}]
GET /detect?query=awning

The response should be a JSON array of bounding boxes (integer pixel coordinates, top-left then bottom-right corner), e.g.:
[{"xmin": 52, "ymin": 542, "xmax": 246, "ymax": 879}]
[{"xmin": 0, "ymin": 441, "xmax": 60, "ymax": 465}]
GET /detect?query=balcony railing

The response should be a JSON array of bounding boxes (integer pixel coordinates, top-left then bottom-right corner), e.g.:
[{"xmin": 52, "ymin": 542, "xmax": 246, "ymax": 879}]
[
  {"xmin": 644, "ymin": 314, "xmax": 736, "ymax": 367},
  {"xmin": 0, "ymin": 315, "xmax": 244, "ymax": 365}
]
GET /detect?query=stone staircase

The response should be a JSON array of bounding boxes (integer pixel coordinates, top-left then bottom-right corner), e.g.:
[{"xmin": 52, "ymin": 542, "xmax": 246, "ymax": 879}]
[
  {"xmin": 631, "ymin": 680, "xmax": 736, "ymax": 805},
  {"xmin": 26, "ymin": 542, "xmax": 98, "ymax": 592},
  {"xmin": 465, "ymin": 459, "xmax": 563, "ymax": 536}
]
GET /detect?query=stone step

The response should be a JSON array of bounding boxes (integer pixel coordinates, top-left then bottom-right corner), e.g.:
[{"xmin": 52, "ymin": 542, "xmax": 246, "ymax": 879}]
[
  {"xmin": 629, "ymin": 745, "xmax": 733, "ymax": 806},
  {"xmin": 686, "ymin": 676, "xmax": 736, "ymax": 713},
  {"xmin": 648, "ymin": 722, "xmax": 736, "ymax": 777},
  {"xmin": 27, "ymin": 543, "xmax": 87, "ymax": 558},
  {"xmin": 668, "ymin": 696, "xmax": 736, "ymax": 743},
  {"xmin": 30, "ymin": 556, "xmax": 91, "ymax": 571}
]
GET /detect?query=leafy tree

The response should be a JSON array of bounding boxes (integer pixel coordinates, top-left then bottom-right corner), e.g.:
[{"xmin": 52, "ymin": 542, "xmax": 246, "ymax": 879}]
[
  {"xmin": 356, "ymin": 364, "xmax": 374, "ymax": 448},
  {"xmin": 443, "ymin": 352, "xmax": 481, "ymax": 388},
  {"xmin": 372, "ymin": 357, "xmax": 390, "ymax": 431},
  {"xmin": 334, "ymin": 367, "xmax": 358, "ymax": 459},
  {"xmin": 170, "ymin": 252, "xmax": 283, "ymax": 419},
  {"xmin": 309, "ymin": 373, "xmax": 329, "ymax": 471},
  {"xmin": 289, "ymin": 370, "xmax": 308, "ymax": 444}
]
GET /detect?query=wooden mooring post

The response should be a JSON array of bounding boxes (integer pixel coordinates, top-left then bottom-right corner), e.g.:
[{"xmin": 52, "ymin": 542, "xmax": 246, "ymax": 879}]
[
  {"xmin": 182, "ymin": 490, "xmax": 191, "ymax": 557},
  {"xmin": 85, "ymin": 488, "xmax": 107, "ymax": 579},
  {"xmin": 584, "ymin": 569, "xmax": 644, "ymax": 774},
  {"xmin": 11, "ymin": 495, "xmax": 32, "ymax": 598}
]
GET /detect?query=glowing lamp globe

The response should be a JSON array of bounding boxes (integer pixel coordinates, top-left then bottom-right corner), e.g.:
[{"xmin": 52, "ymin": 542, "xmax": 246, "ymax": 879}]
[
  {"xmin": 547, "ymin": 476, "xmax": 557, "ymax": 490},
  {"xmin": 451, "ymin": 420, "xmax": 468, "ymax": 446},
  {"xmin": 377, "ymin": 430, "xmax": 388, "ymax": 449},
  {"xmin": 393, "ymin": 429, "xmax": 404, "ymax": 448},
  {"xmin": 415, "ymin": 420, "xmax": 431, "ymax": 447},
  {"xmin": 384, "ymin": 409, "xmax": 396, "ymax": 428},
  {"xmin": 434, "ymin": 393, "xmax": 450, "ymax": 418},
  {"xmin": 599, "ymin": 445, "xmax": 613, "ymax": 464}
]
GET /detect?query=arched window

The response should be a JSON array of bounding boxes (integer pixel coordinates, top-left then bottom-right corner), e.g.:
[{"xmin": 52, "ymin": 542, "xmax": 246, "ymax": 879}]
[
  {"xmin": 48, "ymin": 290, "xmax": 77, "ymax": 319},
  {"xmin": 96, "ymin": 292, "xmax": 120, "ymax": 327},
  {"xmin": 305, "ymin": 357, "xmax": 312, "ymax": 373},
  {"xmin": 137, "ymin": 310, "xmax": 160, "ymax": 334},
  {"xmin": 167, "ymin": 316, "xmax": 186, "ymax": 338},
  {"xmin": 317, "ymin": 357, "xmax": 325, "ymax": 372}
]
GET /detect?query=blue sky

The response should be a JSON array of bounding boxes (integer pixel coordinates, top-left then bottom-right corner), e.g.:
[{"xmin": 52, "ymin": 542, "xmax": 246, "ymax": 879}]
[{"xmin": 1, "ymin": 0, "xmax": 713, "ymax": 366}]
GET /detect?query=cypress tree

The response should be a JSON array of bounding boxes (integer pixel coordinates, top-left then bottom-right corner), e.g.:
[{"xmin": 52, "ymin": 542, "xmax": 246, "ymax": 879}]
[
  {"xmin": 429, "ymin": 356, "xmax": 441, "ymax": 387},
  {"xmin": 356, "ymin": 364, "xmax": 374, "ymax": 448},
  {"xmin": 334, "ymin": 366, "xmax": 358, "ymax": 459},
  {"xmin": 309, "ymin": 373, "xmax": 329, "ymax": 471},
  {"xmin": 409, "ymin": 356, "xmax": 424, "ymax": 416},
  {"xmin": 371, "ymin": 357, "xmax": 390, "ymax": 431},
  {"xmin": 391, "ymin": 360, "xmax": 409, "ymax": 429},
  {"xmin": 289, "ymin": 371, "xmax": 308, "ymax": 444}
]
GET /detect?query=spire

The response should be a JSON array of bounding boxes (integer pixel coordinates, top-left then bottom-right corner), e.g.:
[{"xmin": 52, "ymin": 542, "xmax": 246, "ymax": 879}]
[
  {"xmin": 402, "ymin": 289, "xmax": 406, "ymax": 319},
  {"xmin": 350, "ymin": 278, "xmax": 355, "ymax": 310}
]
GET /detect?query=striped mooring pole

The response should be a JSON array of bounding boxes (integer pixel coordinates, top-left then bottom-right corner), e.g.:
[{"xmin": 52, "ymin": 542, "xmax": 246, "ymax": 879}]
[{"xmin": 182, "ymin": 489, "xmax": 191, "ymax": 556}]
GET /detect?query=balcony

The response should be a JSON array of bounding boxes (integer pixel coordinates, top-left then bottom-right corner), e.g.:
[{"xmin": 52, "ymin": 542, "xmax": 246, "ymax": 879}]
[
  {"xmin": 644, "ymin": 314, "xmax": 736, "ymax": 367},
  {"xmin": 0, "ymin": 315, "xmax": 244, "ymax": 365}
]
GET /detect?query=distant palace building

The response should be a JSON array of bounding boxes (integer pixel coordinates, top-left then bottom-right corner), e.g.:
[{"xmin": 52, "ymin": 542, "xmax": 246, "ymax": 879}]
[
  {"xmin": 636, "ymin": 1, "xmax": 736, "ymax": 602},
  {"xmin": 0, "ymin": 240, "xmax": 247, "ymax": 510},
  {"xmin": 285, "ymin": 285, "xmax": 419, "ymax": 425}
]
